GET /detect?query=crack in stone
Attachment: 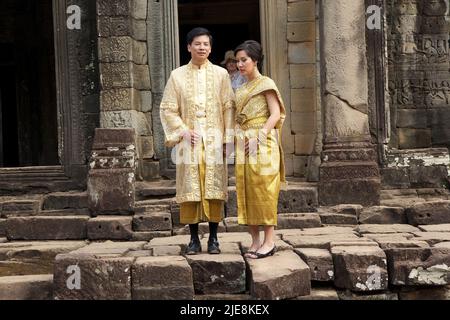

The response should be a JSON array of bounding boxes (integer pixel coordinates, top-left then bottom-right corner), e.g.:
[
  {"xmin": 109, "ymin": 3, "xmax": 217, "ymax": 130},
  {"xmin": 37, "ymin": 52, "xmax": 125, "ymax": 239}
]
[{"xmin": 325, "ymin": 91, "xmax": 367, "ymax": 115}]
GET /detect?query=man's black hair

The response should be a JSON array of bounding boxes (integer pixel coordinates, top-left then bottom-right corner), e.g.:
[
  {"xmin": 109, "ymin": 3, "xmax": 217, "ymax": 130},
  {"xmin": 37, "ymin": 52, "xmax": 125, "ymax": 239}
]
[{"xmin": 186, "ymin": 27, "xmax": 213, "ymax": 46}]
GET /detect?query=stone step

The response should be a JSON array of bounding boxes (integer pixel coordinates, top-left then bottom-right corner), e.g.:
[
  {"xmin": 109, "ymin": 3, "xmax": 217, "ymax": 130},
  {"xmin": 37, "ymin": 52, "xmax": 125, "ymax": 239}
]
[
  {"xmin": 42, "ymin": 192, "xmax": 88, "ymax": 210},
  {"xmin": 0, "ymin": 241, "xmax": 87, "ymax": 277},
  {"xmin": 0, "ymin": 275, "xmax": 53, "ymax": 300},
  {"xmin": 0, "ymin": 200, "xmax": 42, "ymax": 218},
  {"xmin": 135, "ymin": 181, "xmax": 176, "ymax": 200},
  {"xmin": 2, "ymin": 226, "xmax": 449, "ymax": 300},
  {"xmin": 6, "ymin": 216, "xmax": 90, "ymax": 240}
]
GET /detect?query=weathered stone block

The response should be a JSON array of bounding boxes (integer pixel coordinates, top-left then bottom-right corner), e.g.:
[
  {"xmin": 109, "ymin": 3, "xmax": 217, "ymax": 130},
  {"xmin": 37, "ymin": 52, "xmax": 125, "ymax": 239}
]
[
  {"xmin": 100, "ymin": 62, "xmax": 150, "ymax": 90},
  {"xmin": 287, "ymin": 22, "xmax": 315, "ymax": 42},
  {"xmin": 412, "ymin": 232, "xmax": 450, "ymax": 246},
  {"xmin": 289, "ymin": 42, "xmax": 315, "ymax": 64},
  {"xmin": 151, "ymin": 245, "xmax": 182, "ymax": 257},
  {"xmin": 6, "ymin": 216, "xmax": 88, "ymax": 240},
  {"xmin": 1, "ymin": 200, "xmax": 41, "ymax": 217},
  {"xmin": 291, "ymin": 112, "xmax": 316, "ymax": 135},
  {"xmin": 0, "ymin": 275, "xmax": 53, "ymax": 300},
  {"xmin": 337, "ymin": 290, "xmax": 398, "ymax": 300},
  {"xmin": 42, "ymin": 192, "xmax": 88, "ymax": 210},
  {"xmin": 290, "ymin": 64, "xmax": 315, "ymax": 89},
  {"xmin": 277, "ymin": 213, "xmax": 321, "ymax": 229},
  {"xmin": 294, "ymin": 288, "xmax": 339, "ymax": 300},
  {"xmin": 406, "ymin": 201, "xmax": 450, "ymax": 225},
  {"xmin": 87, "ymin": 169, "xmax": 135, "ymax": 215},
  {"xmin": 100, "ymin": 110, "xmax": 150, "ymax": 135},
  {"xmin": 187, "ymin": 254, "xmax": 246, "ymax": 294},
  {"xmin": 291, "ymin": 89, "xmax": 315, "ymax": 113},
  {"xmin": 356, "ymin": 224, "xmax": 420, "ymax": 234},
  {"xmin": 131, "ymin": 231, "xmax": 171, "ymax": 241},
  {"xmin": 359, "ymin": 206, "xmax": 407, "ymax": 224},
  {"xmin": 223, "ymin": 217, "xmax": 248, "ymax": 233},
  {"xmin": 380, "ymin": 167, "xmax": 410, "ymax": 189},
  {"xmin": 397, "ymin": 109, "xmax": 428, "ymax": 129},
  {"xmin": 0, "ymin": 219, "xmax": 6, "ymax": 236},
  {"xmin": 398, "ymin": 128, "xmax": 432, "ymax": 149},
  {"xmin": 398, "ymin": 287, "xmax": 450, "ymax": 300},
  {"xmin": 332, "ymin": 246, "xmax": 389, "ymax": 292},
  {"xmin": 295, "ymin": 248, "xmax": 334, "ymax": 281},
  {"xmin": 132, "ymin": 256, "xmax": 194, "ymax": 300},
  {"xmin": 386, "ymin": 248, "xmax": 450, "ymax": 286},
  {"xmin": 419, "ymin": 224, "xmax": 450, "ymax": 232},
  {"xmin": 278, "ymin": 186, "xmax": 318, "ymax": 213},
  {"xmin": 288, "ymin": 0, "xmax": 315, "ymax": 22},
  {"xmin": 294, "ymin": 134, "xmax": 317, "ymax": 155},
  {"xmin": 53, "ymin": 254, "xmax": 134, "ymax": 300},
  {"xmin": 329, "ymin": 204, "xmax": 363, "ymax": 216},
  {"xmin": 101, "ymin": 88, "xmax": 142, "ymax": 111},
  {"xmin": 87, "ymin": 216, "xmax": 133, "ymax": 240},
  {"xmin": 139, "ymin": 160, "xmax": 160, "ymax": 180},
  {"xmin": 132, "ymin": 212, "xmax": 172, "ymax": 231},
  {"xmin": 319, "ymin": 213, "xmax": 357, "ymax": 225},
  {"xmin": 410, "ymin": 165, "xmax": 449, "ymax": 188},
  {"xmin": 137, "ymin": 135, "xmax": 155, "ymax": 159},
  {"xmin": 0, "ymin": 241, "xmax": 88, "ymax": 277},
  {"xmin": 247, "ymin": 250, "xmax": 311, "ymax": 299},
  {"xmin": 98, "ymin": 37, "xmax": 147, "ymax": 64},
  {"xmin": 319, "ymin": 162, "xmax": 381, "ymax": 206}
]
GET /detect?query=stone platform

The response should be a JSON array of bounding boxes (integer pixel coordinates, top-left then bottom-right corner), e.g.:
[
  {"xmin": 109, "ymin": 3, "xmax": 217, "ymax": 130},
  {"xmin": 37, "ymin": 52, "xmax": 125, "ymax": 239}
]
[{"xmin": 1, "ymin": 182, "xmax": 450, "ymax": 300}]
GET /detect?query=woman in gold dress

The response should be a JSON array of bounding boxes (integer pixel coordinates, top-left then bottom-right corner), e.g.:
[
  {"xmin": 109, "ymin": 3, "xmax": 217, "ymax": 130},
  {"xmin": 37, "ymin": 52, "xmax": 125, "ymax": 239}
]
[{"xmin": 234, "ymin": 40, "xmax": 286, "ymax": 259}]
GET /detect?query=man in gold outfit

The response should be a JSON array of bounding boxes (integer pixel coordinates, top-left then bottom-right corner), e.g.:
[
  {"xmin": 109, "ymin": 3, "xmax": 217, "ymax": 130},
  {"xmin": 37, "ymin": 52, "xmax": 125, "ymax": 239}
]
[{"xmin": 160, "ymin": 28, "xmax": 235, "ymax": 254}]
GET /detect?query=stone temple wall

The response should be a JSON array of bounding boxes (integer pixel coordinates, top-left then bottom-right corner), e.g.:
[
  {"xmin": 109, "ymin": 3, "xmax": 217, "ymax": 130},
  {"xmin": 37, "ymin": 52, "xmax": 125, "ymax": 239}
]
[{"xmin": 386, "ymin": 0, "xmax": 450, "ymax": 149}]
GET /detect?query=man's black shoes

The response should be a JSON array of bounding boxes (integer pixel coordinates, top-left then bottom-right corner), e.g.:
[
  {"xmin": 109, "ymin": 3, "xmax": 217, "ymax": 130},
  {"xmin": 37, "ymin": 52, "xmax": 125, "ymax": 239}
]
[
  {"xmin": 207, "ymin": 238, "xmax": 221, "ymax": 254},
  {"xmin": 185, "ymin": 239, "xmax": 202, "ymax": 255}
]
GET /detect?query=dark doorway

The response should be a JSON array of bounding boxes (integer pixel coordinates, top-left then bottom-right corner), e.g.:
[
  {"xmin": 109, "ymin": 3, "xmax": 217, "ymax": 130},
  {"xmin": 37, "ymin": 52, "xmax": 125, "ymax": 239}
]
[
  {"xmin": 0, "ymin": 0, "xmax": 58, "ymax": 167},
  {"xmin": 178, "ymin": 0, "xmax": 261, "ymax": 66}
]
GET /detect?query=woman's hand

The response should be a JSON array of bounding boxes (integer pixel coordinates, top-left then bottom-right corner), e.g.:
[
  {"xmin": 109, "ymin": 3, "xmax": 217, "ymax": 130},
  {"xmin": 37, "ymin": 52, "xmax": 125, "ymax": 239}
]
[{"xmin": 245, "ymin": 137, "xmax": 258, "ymax": 157}]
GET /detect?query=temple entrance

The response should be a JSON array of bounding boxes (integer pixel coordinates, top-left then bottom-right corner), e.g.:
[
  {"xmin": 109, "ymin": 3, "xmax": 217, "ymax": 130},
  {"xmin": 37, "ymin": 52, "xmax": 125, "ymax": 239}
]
[
  {"xmin": 0, "ymin": 0, "xmax": 58, "ymax": 168},
  {"xmin": 178, "ymin": 0, "xmax": 261, "ymax": 66}
]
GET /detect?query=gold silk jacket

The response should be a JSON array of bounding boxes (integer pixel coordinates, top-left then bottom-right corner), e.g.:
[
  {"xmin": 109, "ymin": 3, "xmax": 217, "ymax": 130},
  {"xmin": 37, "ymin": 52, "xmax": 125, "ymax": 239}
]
[{"xmin": 160, "ymin": 61, "xmax": 236, "ymax": 203}]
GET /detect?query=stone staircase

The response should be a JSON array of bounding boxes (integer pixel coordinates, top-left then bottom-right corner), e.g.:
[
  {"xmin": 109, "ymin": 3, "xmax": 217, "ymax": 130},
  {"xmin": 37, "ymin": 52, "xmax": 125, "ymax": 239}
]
[{"xmin": 1, "ymin": 181, "xmax": 450, "ymax": 300}]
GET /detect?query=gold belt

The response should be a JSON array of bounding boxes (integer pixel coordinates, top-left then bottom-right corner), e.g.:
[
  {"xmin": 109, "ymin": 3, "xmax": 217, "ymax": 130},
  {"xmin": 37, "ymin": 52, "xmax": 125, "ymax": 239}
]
[{"xmin": 239, "ymin": 116, "xmax": 268, "ymax": 130}]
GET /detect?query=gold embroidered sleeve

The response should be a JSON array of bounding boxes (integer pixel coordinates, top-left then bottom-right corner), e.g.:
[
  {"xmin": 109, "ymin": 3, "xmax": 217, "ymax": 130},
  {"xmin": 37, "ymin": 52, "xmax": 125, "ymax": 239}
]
[
  {"xmin": 160, "ymin": 75, "xmax": 188, "ymax": 147},
  {"xmin": 221, "ymin": 74, "xmax": 236, "ymax": 144}
]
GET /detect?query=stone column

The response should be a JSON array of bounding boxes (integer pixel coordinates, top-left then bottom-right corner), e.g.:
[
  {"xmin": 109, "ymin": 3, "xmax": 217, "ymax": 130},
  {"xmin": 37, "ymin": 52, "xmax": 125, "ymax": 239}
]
[
  {"xmin": 318, "ymin": 0, "xmax": 380, "ymax": 206},
  {"xmin": 97, "ymin": 0, "xmax": 160, "ymax": 181}
]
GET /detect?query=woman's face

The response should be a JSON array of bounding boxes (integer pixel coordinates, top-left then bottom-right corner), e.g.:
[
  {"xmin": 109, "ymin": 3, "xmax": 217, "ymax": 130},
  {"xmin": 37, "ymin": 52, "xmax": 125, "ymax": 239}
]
[{"xmin": 236, "ymin": 50, "xmax": 257, "ymax": 77}]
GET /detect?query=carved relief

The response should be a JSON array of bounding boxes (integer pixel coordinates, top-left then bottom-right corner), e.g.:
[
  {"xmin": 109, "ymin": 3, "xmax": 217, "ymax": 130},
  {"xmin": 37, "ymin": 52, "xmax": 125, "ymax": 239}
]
[{"xmin": 387, "ymin": 0, "xmax": 450, "ymax": 148}]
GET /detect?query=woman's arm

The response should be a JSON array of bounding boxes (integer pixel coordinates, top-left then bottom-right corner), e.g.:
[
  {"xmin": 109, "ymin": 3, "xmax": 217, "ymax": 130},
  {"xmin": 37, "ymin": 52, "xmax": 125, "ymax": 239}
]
[{"xmin": 262, "ymin": 90, "xmax": 281, "ymax": 135}]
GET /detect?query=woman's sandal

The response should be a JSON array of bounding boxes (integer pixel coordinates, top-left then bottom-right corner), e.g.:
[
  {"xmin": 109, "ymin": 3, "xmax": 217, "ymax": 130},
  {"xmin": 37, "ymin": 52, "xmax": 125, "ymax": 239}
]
[{"xmin": 247, "ymin": 246, "xmax": 276, "ymax": 259}]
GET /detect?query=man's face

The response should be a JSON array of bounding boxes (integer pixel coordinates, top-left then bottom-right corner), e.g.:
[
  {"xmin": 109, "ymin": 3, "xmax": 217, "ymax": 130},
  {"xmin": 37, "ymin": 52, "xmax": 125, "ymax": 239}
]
[{"xmin": 188, "ymin": 35, "xmax": 211, "ymax": 62}]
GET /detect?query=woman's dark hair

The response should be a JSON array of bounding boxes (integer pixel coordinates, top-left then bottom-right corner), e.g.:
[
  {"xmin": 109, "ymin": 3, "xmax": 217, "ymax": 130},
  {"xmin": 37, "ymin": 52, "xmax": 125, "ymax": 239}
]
[
  {"xmin": 186, "ymin": 27, "xmax": 213, "ymax": 46},
  {"xmin": 234, "ymin": 40, "xmax": 264, "ymax": 71}
]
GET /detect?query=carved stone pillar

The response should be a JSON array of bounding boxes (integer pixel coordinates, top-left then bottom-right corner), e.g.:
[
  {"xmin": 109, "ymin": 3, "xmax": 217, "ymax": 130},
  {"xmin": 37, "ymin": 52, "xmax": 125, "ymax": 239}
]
[
  {"xmin": 318, "ymin": 0, "xmax": 381, "ymax": 206},
  {"xmin": 97, "ymin": 0, "xmax": 160, "ymax": 181}
]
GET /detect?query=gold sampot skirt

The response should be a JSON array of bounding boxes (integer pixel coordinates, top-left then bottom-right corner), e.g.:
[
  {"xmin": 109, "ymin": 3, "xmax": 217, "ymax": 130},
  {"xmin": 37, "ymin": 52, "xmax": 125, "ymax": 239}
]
[{"xmin": 236, "ymin": 129, "xmax": 281, "ymax": 226}]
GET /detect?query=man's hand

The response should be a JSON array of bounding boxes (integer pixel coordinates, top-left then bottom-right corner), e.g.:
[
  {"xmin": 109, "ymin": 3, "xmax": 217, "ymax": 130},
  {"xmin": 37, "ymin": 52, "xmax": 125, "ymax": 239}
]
[{"xmin": 181, "ymin": 129, "xmax": 201, "ymax": 147}]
